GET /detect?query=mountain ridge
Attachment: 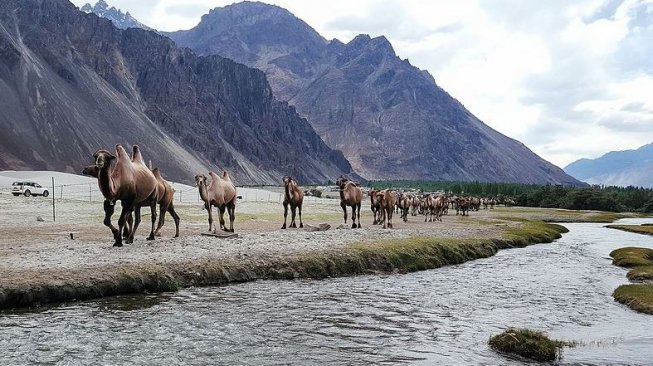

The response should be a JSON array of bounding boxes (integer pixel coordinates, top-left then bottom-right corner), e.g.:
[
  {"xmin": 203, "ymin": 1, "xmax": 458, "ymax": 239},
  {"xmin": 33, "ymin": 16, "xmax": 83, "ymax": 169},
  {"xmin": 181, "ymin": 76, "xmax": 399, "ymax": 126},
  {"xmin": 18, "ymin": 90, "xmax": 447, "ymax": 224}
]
[
  {"xmin": 565, "ymin": 143, "xmax": 653, "ymax": 187},
  {"xmin": 0, "ymin": 0, "xmax": 354, "ymax": 185},
  {"xmin": 166, "ymin": 1, "xmax": 582, "ymax": 185}
]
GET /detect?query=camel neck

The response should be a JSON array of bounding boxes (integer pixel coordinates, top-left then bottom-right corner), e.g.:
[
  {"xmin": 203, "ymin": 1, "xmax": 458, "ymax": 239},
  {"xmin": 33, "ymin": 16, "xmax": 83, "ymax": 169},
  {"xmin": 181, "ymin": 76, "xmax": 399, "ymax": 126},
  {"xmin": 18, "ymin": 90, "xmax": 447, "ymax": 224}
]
[
  {"xmin": 97, "ymin": 166, "xmax": 115, "ymax": 199},
  {"xmin": 198, "ymin": 184, "xmax": 210, "ymax": 203}
]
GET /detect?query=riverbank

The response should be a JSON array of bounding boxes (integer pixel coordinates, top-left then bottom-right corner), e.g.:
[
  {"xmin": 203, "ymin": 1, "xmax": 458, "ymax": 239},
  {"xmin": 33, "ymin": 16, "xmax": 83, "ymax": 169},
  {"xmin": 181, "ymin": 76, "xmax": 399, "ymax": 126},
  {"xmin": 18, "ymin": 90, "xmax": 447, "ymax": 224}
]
[
  {"xmin": 607, "ymin": 224, "xmax": 653, "ymax": 236},
  {"xmin": 0, "ymin": 194, "xmax": 624, "ymax": 309},
  {"xmin": 610, "ymin": 247, "xmax": 653, "ymax": 315}
]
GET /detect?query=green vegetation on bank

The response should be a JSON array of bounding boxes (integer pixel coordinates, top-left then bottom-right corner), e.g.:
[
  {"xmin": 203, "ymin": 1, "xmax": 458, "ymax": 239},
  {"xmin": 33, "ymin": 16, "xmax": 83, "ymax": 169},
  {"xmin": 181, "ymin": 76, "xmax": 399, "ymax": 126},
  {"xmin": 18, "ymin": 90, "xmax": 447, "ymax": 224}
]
[
  {"xmin": 370, "ymin": 180, "xmax": 653, "ymax": 213},
  {"xmin": 610, "ymin": 247, "xmax": 653, "ymax": 282},
  {"xmin": 607, "ymin": 224, "xmax": 653, "ymax": 236},
  {"xmin": 613, "ymin": 285, "xmax": 653, "ymax": 315},
  {"xmin": 609, "ymin": 247, "xmax": 653, "ymax": 314},
  {"xmin": 488, "ymin": 327, "xmax": 576, "ymax": 361},
  {"xmin": 0, "ymin": 220, "xmax": 566, "ymax": 310}
]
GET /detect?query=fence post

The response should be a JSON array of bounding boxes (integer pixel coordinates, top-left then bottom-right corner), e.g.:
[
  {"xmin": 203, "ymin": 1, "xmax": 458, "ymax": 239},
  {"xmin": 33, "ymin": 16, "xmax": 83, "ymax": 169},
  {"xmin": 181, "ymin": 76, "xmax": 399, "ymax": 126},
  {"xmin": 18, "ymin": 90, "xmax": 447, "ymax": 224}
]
[
  {"xmin": 52, "ymin": 177, "xmax": 56, "ymax": 222},
  {"xmin": 60, "ymin": 185, "xmax": 63, "ymax": 199},
  {"xmin": 89, "ymin": 183, "xmax": 92, "ymax": 201}
]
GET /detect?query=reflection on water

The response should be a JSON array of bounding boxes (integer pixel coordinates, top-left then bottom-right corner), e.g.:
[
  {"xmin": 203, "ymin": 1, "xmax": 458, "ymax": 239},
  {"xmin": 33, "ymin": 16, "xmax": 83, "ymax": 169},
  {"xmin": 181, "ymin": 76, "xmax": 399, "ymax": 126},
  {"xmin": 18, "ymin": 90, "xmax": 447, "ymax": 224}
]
[{"xmin": 1, "ymin": 219, "xmax": 652, "ymax": 365}]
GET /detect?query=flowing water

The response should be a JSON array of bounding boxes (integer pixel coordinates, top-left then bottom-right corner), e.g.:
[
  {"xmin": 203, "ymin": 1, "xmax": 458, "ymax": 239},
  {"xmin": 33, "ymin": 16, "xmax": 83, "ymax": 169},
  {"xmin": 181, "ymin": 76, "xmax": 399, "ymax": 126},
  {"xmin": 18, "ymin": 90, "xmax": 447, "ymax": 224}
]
[{"xmin": 2, "ymin": 219, "xmax": 653, "ymax": 365}]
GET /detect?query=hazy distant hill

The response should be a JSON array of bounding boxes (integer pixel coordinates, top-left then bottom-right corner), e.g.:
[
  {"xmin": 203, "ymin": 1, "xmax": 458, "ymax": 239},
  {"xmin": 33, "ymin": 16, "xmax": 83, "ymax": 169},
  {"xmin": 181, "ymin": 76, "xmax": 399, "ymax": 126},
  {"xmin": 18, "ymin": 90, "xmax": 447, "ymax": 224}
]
[
  {"xmin": 166, "ymin": 1, "xmax": 582, "ymax": 185},
  {"xmin": 565, "ymin": 143, "xmax": 653, "ymax": 187},
  {"xmin": 0, "ymin": 0, "xmax": 354, "ymax": 184}
]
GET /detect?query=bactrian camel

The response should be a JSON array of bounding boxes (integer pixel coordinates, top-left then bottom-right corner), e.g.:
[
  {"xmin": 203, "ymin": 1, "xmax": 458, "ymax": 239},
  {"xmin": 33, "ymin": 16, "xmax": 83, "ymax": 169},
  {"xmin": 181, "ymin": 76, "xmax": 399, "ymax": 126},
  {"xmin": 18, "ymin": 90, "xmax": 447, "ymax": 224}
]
[
  {"xmin": 281, "ymin": 176, "xmax": 304, "ymax": 229},
  {"xmin": 83, "ymin": 153, "xmax": 180, "ymax": 239},
  {"xmin": 196, "ymin": 171, "xmax": 237, "ymax": 233},
  {"xmin": 87, "ymin": 145, "xmax": 159, "ymax": 246},
  {"xmin": 376, "ymin": 189, "xmax": 397, "ymax": 229},
  {"xmin": 369, "ymin": 189, "xmax": 382, "ymax": 225},
  {"xmin": 336, "ymin": 176, "xmax": 363, "ymax": 229}
]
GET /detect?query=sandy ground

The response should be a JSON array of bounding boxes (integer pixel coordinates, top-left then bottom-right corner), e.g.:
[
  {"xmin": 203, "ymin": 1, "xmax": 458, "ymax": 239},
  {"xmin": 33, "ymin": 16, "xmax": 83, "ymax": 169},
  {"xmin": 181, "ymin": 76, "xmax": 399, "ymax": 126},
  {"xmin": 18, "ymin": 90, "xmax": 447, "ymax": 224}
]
[
  {"xmin": 0, "ymin": 172, "xmax": 620, "ymax": 293},
  {"xmin": 0, "ymin": 192, "xmax": 509, "ymax": 274}
]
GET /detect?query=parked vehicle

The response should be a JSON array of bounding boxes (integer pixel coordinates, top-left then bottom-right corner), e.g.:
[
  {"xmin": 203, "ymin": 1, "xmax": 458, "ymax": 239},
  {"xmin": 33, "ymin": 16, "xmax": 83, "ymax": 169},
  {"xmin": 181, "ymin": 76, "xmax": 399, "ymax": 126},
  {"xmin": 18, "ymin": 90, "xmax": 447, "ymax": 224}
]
[{"xmin": 11, "ymin": 181, "xmax": 49, "ymax": 197}]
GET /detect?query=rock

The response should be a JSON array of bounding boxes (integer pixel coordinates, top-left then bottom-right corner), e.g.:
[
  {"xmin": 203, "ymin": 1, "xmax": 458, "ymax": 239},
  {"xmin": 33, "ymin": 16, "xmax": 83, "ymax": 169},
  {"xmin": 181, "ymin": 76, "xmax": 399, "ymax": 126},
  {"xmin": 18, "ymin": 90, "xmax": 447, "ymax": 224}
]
[
  {"xmin": 303, "ymin": 223, "xmax": 331, "ymax": 232},
  {"xmin": 336, "ymin": 224, "xmax": 349, "ymax": 230},
  {"xmin": 36, "ymin": 216, "xmax": 44, "ymax": 222}
]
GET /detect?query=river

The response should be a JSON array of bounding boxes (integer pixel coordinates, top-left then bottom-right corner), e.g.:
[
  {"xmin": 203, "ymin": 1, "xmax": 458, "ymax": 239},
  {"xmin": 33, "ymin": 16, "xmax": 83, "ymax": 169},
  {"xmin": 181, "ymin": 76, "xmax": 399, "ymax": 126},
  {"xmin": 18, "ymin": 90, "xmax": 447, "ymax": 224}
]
[{"xmin": 1, "ymin": 219, "xmax": 652, "ymax": 365}]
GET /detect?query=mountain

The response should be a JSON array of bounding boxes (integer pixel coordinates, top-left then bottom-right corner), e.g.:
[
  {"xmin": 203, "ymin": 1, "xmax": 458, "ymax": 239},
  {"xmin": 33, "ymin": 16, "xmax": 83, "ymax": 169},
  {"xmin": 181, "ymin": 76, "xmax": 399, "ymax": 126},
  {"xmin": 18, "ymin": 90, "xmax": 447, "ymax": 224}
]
[
  {"xmin": 0, "ymin": 0, "xmax": 354, "ymax": 185},
  {"xmin": 565, "ymin": 143, "xmax": 653, "ymax": 187},
  {"xmin": 80, "ymin": 0, "xmax": 151, "ymax": 30},
  {"xmin": 165, "ymin": 1, "xmax": 581, "ymax": 185}
]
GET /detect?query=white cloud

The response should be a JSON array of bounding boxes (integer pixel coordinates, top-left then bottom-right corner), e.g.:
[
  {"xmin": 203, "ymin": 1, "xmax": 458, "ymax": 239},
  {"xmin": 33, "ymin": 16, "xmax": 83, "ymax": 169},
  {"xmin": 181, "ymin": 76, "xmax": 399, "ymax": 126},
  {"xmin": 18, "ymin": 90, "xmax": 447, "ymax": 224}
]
[{"xmin": 69, "ymin": 0, "xmax": 653, "ymax": 167}]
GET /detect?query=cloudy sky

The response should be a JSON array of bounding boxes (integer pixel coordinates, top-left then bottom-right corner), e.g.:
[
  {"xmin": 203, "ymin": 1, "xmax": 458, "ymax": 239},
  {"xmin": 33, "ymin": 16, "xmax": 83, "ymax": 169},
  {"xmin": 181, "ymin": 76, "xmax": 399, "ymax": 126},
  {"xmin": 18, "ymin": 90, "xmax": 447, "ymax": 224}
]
[{"xmin": 71, "ymin": 0, "xmax": 653, "ymax": 168}]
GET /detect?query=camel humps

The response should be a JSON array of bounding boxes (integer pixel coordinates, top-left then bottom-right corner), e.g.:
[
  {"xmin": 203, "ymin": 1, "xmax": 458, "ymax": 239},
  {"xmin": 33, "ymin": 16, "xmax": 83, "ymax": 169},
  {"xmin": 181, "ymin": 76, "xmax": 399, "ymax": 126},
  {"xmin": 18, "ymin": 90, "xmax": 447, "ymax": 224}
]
[
  {"xmin": 336, "ymin": 176, "xmax": 363, "ymax": 229},
  {"xmin": 281, "ymin": 176, "xmax": 304, "ymax": 229},
  {"xmin": 376, "ymin": 189, "xmax": 397, "ymax": 229},
  {"xmin": 196, "ymin": 171, "xmax": 237, "ymax": 233}
]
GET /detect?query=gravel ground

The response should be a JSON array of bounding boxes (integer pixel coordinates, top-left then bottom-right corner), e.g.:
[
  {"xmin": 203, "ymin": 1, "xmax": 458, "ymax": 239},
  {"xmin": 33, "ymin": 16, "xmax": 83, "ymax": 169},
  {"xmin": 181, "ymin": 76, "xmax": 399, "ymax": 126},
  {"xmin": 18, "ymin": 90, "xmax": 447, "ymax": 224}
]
[
  {"xmin": 0, "ymin": 192, "xmax": 505, "ymax": 269},
  {"xmin": 0, "ymin": 191, "xmax": 616, "ymax": 288}
]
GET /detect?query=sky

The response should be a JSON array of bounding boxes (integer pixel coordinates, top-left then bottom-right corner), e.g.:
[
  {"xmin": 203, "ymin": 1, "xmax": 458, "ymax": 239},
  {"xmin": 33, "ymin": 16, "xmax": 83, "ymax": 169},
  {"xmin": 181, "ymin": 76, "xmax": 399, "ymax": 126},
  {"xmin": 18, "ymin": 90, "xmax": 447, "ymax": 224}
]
[{"xmin": 70, "ymin": 0, "xmax": 653, "ymax": 168}]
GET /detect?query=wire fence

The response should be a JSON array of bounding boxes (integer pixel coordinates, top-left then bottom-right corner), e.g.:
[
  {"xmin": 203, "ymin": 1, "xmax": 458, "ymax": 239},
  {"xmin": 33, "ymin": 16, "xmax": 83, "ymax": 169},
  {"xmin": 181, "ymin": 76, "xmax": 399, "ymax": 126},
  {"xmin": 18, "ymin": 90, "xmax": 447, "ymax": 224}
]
[{"xmin": 40, "ymin": 181, "xmax": 325, "ymax": 204}]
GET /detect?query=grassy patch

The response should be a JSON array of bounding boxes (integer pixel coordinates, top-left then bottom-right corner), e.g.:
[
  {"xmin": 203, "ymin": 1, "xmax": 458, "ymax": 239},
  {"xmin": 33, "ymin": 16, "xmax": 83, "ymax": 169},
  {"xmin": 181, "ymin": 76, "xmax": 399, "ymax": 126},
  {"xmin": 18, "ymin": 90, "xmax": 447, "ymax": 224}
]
[
  {"xmin": 613, "ymin": 284, "xmax": 653, "ymax": 315},
  {"xmin": 607, "ymin": 224, "xmax": 653, "ymax": 236},
  {"xmin": 489, "ymin": 327, "xmax": 575, "ymax": 361},
  {"xmin": 502, "ymin": 221, "xmax": 568, "ymax": 247},
  {"xmin": 609, "ymin": 247, "xmax": 653, "ymax": 268}
]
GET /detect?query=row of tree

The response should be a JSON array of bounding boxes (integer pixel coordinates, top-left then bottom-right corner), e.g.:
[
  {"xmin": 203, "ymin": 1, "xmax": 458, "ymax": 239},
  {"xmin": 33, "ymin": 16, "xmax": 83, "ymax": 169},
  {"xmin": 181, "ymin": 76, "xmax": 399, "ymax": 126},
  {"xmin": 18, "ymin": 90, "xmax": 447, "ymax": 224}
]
[{"xmin": 369, "ymin": 180, "xmax": 653, "ymax": 213}]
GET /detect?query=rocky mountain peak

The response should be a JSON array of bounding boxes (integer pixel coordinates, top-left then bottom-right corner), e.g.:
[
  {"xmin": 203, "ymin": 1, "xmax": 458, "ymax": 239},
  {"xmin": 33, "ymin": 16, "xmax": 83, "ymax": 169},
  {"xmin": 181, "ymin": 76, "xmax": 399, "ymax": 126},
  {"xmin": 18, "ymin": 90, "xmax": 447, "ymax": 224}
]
[{"xmin": 80, "ymin": 0, "xmax": 151, "ymax": 30}]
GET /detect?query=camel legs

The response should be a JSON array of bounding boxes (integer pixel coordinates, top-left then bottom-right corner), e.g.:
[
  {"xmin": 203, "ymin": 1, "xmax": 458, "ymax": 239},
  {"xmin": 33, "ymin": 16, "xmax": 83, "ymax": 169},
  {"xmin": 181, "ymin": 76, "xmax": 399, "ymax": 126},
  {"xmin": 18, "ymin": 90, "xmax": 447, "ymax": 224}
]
[
  {"xmin": 206, "ymin": 204, "xmax": 214, "ymax": 232},
  {"xmin": 358, "ymin": 203, "xmax": 362, "ymax": 228},
  {"xmin": 146, "ymin": 201, "xmax": 157, "ymax": 241},
  {"xmin": 282, "ymin": 202, "xmax": 288, "ymax": 229},
  {"xmin": 341, "ymin": 201, "xmax": 348, "ymax": 224},
  {"xmin": 169, "ymin": 203, "xmax": 180, "ymax": 238},
  {"xmin": 218, "ymin": 205, "xmax": 227, "ymax": 232},
  {"xmin": 350, "ymin": 205, "xmax": 357, "ymax": 229},
  {"xmin": 154, "ymin": 203, "xmax": 168, "ymax": 237},
  {"xmin": 103, "ymin": 199, "xmax": 120, "ymax": 240},
  {"xmin": 226, "ymin": 202, "xmax": 235, "ymax": 233},
  {"xmin": 126, "ymin": 205, "xmax": 142, "ymax": 244},
  {"xmin": 298, "ymin": 203, "xmax": 303, "ymax": 228},
  {"xmin": 290, "ymin": 205, "xmax": 297, "ymax": 228},
  {"xmin": 116, "ymin": 198, "xmax": 134, "ymax": 247}
]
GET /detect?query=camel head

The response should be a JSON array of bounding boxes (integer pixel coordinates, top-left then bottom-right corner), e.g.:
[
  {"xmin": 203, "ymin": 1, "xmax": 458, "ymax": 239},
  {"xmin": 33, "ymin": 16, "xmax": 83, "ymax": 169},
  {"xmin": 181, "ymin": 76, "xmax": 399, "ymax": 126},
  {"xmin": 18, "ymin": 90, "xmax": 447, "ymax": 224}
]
[
  {"xmin": 82, "ymin": 164, "xmax": 100, "ymax": 178},
  {"xmin": 195, "ymin": 174, "xmax": 208, "ymax": 188},
  {"xmin": 335, "ymin": 176, "xmax": 349, "ymax": 188},
  {"xmin": 282, "ymin": 176, "xmax": 293, "ymax": 186},
  {"xmin": 93, "ymin": 149, "xmax": 116, "ymax": 169}
]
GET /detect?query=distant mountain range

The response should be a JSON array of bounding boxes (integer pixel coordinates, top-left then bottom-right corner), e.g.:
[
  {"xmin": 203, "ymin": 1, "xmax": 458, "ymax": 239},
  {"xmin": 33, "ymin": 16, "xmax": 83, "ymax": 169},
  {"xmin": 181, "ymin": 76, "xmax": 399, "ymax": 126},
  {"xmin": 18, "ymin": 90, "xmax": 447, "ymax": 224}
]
[
  {"xmin": 80, "ymin": 0, "xmax": 151, "ymax": 30},
  {"xmin": 0, "ymin": 0, "xmax": 354, "ymax": 184},
  {"xmin": 565, "ymin": 143, "xmax": 653, "ymax": 187},
  {"xmin": 164, "ymin": 1, "xmax": 581, "ymax": 185}
]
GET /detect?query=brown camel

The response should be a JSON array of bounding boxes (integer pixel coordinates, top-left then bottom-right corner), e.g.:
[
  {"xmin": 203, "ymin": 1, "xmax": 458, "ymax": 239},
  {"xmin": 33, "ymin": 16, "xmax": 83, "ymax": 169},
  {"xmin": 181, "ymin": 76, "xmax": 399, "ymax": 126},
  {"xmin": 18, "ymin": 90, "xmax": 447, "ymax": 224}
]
[
  {"xmin": 82, "ymin": 164, "xmax": 132, "ymax": 240},
  {"xmin": 397, "ymin": 193, "xmax": 411, "ymax": 222},
  {"xmin": 369, "ymin": 189, "xmax": 382, "ymax": 225},
  {"xmin": 281, "ymin": 176, "xmax": 304, "ymax": 229},
  {"xmin": 377, "ymin": 189, "xmax": 397, "ymax": 229},
  {"xmin": 336, "ymin": 176, "xmax": 362, "ymax": 229},
  {"xmin": 151, "ymin": 168, "xmax": 180, "ymax": 237},
  {"xmin": 196, "ymin": 170, "xmax": 237, "ymax": 233},
  {"xmin": 89, "ymin": 145, "xmax": 159, "ymax": 246},
  {"xmin": 83, "ymin": 160, "xmax": 179, "ymax": 238}
]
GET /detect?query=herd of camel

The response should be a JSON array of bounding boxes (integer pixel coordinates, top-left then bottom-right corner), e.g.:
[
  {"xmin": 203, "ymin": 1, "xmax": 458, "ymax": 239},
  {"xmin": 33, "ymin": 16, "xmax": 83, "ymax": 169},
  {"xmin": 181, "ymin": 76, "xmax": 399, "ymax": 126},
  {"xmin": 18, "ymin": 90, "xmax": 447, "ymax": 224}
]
[{"xmin": 82, "ymin": 144, "xmax": 514, "ymax": 247}]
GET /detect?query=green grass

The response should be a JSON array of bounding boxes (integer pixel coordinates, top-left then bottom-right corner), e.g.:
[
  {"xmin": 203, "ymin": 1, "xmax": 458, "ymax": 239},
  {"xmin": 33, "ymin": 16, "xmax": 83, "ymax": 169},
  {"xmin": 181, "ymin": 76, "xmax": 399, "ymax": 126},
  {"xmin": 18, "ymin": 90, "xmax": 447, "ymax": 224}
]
[
  {"xmin": 609, "ymin": 247, "xmax": 653, "ymax": 314},
  {"xmin": 607, "ymin": 224, "xmax": 653, "ymax": 236},
  {"xmin": 613, "ymin": 284, "xmax": 653, "ymax": 315},
  {"xmin": 489, "ymin": 327, "xmax": 576, "ymax": 361}
]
